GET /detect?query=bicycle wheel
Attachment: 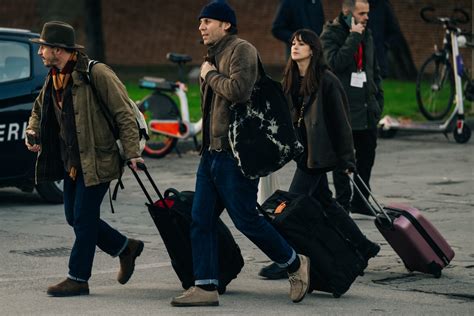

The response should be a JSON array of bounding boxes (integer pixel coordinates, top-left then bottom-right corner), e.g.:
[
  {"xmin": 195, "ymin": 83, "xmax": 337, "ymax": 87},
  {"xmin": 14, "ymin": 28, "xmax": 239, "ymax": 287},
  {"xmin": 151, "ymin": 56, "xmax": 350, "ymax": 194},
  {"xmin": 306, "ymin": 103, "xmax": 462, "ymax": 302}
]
[
  {"xmin": 416, "ymin": 54, "xmax": 455, "ymax": 121},
  {"xmin": 138, "ymin": 92, "xmax": 180, "ymax": 158}
]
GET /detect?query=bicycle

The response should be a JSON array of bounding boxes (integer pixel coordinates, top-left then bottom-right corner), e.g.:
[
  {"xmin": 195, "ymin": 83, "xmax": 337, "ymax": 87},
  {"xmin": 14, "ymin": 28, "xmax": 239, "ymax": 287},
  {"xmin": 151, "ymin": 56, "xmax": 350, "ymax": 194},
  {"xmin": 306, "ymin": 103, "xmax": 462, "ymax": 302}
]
[
  {"xmin": 379, "ymin": 7, "xmax": 472, "ymax": 144},
  {"xmin": 416, "ymin": 6, "xmax": 474, "ymax": 121},
  {"xmin": 137, "ymin": 53, "xmax": 202, "ymax": 158}
]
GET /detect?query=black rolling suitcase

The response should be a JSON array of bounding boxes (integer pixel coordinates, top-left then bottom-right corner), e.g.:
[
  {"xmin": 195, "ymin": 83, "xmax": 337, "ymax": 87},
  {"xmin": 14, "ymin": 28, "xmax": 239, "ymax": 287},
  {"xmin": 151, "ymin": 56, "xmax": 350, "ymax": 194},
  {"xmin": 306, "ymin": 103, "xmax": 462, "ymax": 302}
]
[
  {"xmin": 260, "ymin": 190, "xmax": 366, "ymax": 298},
  {"xmin": 129, "ymin": 162, "xmax": 244, "ymax": 294}
]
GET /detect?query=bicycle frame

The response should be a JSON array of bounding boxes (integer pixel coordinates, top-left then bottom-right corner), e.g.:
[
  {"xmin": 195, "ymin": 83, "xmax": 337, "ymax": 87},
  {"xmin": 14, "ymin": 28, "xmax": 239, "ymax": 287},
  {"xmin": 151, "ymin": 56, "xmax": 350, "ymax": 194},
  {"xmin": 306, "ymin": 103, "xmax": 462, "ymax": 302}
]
[
  {"xmin": 449, "ymin": 30, "xmax": 465, "ymax": 135},
  {"xmin": 378, "ymin": 17, "xmax": 471, "ymax": 143}
]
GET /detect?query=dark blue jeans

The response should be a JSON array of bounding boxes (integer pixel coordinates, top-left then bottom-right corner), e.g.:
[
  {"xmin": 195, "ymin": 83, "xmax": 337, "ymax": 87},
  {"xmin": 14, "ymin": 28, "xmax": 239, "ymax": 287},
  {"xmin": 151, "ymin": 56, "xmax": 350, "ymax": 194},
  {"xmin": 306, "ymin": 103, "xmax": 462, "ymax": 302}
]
[
  {"xmin": 191, "ymin": 151, "xmax": 296, "ymax": 286},
  {"xmin": 63, "ymin": 172, "xmax": 128, "ymax": 282}
]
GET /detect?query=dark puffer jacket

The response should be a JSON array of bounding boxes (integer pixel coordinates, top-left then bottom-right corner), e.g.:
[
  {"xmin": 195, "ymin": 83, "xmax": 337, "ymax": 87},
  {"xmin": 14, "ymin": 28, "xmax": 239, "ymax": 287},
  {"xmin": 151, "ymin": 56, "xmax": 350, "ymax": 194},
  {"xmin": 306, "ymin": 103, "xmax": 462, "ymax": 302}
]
[{"xmin": 320, "ymin": 13, "xmax": 384, "ymax": 131}]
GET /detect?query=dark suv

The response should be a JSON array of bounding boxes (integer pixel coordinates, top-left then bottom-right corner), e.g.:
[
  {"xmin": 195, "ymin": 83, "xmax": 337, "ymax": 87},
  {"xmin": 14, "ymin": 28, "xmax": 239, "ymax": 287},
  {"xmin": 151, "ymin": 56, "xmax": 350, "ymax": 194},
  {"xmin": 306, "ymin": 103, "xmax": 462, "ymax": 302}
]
[{"xmin": 0, "ymin": 27, "xmax": 63, "ymax": 203}]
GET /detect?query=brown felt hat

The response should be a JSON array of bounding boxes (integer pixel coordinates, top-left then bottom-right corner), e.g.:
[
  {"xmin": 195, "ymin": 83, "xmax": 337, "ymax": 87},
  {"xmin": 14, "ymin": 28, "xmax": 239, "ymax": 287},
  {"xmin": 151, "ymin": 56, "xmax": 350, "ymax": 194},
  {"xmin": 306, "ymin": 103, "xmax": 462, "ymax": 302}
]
[{"xmin": 30, "ymin": 21, "xmax": 84, "ymax": 49}]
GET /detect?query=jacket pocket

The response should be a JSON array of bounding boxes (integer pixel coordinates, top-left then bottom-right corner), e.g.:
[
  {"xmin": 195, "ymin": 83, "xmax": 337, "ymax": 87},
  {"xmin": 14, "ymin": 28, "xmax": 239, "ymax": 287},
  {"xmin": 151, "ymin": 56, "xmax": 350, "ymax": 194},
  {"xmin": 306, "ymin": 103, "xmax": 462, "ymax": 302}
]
[{"xmin": 95, "ymin": 145, "xmax": 120, "ymax": 179}]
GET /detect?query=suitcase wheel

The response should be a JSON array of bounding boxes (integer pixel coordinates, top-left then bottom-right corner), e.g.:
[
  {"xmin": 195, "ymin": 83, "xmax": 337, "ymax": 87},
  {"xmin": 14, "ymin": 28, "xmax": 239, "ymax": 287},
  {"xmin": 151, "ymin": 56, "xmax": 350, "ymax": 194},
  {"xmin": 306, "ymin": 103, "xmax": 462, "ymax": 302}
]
[
  {"xmin": 218, "ymin": 285, "xmax": 226, "ymax": 295},
  {"xmin": 428, "ymin": 262, "xmax": 442, "ymax": 278}
]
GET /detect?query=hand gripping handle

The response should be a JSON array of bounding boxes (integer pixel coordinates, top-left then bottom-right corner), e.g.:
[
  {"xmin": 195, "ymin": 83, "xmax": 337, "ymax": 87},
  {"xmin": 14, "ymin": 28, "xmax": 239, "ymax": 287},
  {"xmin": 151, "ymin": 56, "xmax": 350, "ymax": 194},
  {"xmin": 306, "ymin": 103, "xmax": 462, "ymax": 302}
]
[
  {"xmin": 127, "ymin": 161, "xmax": 170, "ymax": 210},
  {"xmin": 348, "ymin": 174, "xmax": 393, "ymax": 225}
]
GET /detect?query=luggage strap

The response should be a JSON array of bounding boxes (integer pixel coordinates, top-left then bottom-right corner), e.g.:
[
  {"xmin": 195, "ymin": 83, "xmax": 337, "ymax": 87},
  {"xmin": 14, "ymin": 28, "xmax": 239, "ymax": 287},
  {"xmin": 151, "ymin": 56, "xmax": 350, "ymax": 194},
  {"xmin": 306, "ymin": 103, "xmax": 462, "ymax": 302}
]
[
  {"xmin": 349, "ymin": 174, "xmax": 392, "ymax": 225},
  {"xmin": 128, "ymin": 161, "xmax": 171, "ymax": 211}
]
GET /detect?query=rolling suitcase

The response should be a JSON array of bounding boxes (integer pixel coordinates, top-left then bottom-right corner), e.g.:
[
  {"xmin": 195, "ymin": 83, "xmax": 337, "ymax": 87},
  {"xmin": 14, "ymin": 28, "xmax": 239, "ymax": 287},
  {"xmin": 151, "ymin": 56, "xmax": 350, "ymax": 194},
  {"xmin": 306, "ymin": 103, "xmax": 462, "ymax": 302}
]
[
  {"xmin": 260, "ymin": 190, "xmax": 366, "ymax": 297},
  {"xmin": 350, "ymin": 174, "xmax": 455, "ymax": 277},
  {"xmin": 129, "ymin": 162, "xmax": 244, "ymax": 293}
]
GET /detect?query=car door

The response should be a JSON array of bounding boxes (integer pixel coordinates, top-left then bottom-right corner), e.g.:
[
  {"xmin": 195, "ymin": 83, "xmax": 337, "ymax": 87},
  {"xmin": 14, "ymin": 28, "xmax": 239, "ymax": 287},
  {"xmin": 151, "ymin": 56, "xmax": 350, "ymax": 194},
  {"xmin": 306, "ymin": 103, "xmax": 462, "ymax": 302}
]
[{"xmin": 0, "ymin": 34, "xmax": 47, "ymax": 184}]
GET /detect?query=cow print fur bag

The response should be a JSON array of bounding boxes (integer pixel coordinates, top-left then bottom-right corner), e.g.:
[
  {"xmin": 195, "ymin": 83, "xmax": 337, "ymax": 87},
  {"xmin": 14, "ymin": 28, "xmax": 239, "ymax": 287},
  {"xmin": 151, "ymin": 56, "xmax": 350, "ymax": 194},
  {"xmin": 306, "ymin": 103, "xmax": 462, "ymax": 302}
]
[{"xmin": 229, "ymin": 58, "xmax": 303, "ymax": 179}]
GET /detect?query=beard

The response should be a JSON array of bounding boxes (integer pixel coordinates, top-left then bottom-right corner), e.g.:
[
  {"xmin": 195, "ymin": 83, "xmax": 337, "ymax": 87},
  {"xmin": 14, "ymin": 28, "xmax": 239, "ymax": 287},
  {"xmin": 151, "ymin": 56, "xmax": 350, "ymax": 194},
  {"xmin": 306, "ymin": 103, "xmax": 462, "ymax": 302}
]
[{"xmin": 42, "ymin": 55, "xmax": 59, "ymax": 68}]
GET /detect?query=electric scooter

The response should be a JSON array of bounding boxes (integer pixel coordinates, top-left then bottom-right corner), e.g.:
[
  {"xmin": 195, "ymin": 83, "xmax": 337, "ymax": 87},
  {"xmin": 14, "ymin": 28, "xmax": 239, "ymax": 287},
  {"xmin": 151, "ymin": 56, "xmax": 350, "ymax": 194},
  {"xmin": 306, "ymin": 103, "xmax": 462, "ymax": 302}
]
[{"xmin": 379, "ymin": 7, "xmax": 472, "ymax": 144}]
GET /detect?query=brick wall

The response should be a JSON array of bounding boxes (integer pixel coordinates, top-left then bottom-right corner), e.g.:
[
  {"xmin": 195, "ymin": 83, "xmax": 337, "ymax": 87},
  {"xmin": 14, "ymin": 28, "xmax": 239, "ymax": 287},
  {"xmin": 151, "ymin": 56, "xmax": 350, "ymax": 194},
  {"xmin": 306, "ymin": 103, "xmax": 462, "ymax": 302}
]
[{"xmin": 1, "ymin": 0, "xmax": 472, "ymax": 73}]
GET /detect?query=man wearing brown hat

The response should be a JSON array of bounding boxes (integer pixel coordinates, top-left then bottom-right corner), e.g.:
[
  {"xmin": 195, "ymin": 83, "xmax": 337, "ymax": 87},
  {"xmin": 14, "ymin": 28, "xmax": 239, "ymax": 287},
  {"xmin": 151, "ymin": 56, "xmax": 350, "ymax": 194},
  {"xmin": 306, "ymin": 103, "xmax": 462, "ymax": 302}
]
[
  {"xmin": 170, "ymin": 1, "xmax": 310, "ymax": 307},
  {"xmin": 26, "ymin": 21, "xmax": 144, "ymax": 297}
]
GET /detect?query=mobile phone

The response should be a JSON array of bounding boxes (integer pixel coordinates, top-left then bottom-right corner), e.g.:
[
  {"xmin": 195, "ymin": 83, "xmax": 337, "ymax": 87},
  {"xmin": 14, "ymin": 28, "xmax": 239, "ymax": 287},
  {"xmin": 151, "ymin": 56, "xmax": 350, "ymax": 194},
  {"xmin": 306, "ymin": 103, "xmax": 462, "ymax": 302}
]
[
  {"xmin": 343, "ymin": 12, "xmax": 353, "ymax": 28},
  {"xmin": 26, "ymin": 133, "xmax": 39, "ymax": 145}
]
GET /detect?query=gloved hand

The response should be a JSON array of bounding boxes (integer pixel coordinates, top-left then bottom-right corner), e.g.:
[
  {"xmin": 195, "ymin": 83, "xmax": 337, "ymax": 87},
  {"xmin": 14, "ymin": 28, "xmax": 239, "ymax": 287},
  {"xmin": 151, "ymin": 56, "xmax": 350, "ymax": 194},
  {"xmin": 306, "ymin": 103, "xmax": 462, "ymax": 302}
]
[{"xmin": 338, "ymin": 161, "xmax": 356, "ymax": 175}]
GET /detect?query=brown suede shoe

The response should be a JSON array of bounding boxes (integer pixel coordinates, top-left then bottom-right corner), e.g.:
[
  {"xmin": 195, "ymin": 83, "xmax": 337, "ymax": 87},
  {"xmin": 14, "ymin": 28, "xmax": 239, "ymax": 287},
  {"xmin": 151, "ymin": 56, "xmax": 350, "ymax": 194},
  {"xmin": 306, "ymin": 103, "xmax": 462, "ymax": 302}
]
[
  {"xmin": 288, "ymin": 254, "xmax": 310, "ymax": 303},
  {"xmin": 171, "ymin": 286, "xmax": 219, "ymax": 307},
  {"xmin": 117, "ymin": 238, "xmax": 144, "ymax": 284},
  {"xmin": 47, "ymin": 278, "xmax": 89, "ymax": 297}
]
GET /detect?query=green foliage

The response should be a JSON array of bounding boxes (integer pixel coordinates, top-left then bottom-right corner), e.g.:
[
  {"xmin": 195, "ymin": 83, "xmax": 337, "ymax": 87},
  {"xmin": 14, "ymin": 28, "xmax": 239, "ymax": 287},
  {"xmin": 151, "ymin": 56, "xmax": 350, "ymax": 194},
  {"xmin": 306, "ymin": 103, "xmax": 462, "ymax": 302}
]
[
  {"xmin": 382, "ymin": 79, "xmax": 424, "ymax": 119},
  {"xmin": 383, "ymin": 79, "xmax": 471, "ymax": 120},
  {"xmin": 126, "ymin": 81, "xmax": 202, "ymax": 121},
  {"xmin": 125, "ymin": 79, "xmax": 471, "ymax": 122}
]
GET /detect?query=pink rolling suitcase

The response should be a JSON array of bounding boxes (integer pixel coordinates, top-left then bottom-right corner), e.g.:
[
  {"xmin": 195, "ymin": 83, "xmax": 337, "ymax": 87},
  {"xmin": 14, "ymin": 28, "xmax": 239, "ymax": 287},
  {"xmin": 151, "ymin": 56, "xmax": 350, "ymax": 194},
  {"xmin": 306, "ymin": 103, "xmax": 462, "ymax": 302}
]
[{"xmin": 350, "ymin": 175, "xmax": 455, "ymax": 278}]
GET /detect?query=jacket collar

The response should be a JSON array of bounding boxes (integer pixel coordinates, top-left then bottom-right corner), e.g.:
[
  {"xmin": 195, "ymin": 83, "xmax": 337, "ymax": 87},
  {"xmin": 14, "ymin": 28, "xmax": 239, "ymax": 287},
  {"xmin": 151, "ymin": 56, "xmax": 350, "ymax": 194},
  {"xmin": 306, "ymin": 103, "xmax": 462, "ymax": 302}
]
[
  {"xmin": 74, "ymin": 52, "xmax": 89, "ymax": 73},
  {"xmin": 207, "ymin": 34, "xmax": 238, "ymax": 57},
  {"xmin": 46, "ymin": 51, "xmax": 89, "ymax": 77},
  {"xmin": 336, "ymin": 12, "xmax": 350, "ymax": 33}
]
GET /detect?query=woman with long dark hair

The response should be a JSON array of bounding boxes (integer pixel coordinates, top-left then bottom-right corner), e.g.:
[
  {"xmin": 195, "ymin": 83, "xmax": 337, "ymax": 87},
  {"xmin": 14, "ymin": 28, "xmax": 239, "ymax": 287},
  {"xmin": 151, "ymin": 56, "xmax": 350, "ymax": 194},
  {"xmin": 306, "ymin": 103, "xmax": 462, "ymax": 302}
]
[{"xmin": 259, "ymin": 29, "xmax": 379, "ymax": 279}]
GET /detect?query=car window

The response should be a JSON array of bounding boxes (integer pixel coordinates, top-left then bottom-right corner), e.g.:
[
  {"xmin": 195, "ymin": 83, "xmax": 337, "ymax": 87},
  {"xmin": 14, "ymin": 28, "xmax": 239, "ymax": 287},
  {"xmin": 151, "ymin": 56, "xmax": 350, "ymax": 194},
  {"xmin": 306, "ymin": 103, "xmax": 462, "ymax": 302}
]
[{"xmin": 0, "ymin": 40, "xmax": 31, "ymax": 83}]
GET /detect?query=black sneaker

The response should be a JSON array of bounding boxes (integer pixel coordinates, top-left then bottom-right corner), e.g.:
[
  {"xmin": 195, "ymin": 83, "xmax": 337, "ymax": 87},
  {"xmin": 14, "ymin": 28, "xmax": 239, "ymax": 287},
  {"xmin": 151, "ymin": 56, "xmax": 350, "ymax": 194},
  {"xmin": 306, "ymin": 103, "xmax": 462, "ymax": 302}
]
[{"xmin": 258, "ymin": 262, "xmax": 288, "ymax": 280}]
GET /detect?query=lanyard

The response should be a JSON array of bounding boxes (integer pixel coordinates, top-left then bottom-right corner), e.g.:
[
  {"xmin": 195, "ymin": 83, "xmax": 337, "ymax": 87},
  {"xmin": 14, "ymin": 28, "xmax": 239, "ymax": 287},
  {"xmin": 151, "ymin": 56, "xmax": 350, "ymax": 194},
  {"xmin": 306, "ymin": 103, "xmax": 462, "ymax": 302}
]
[{"xmin": 354, "ymin": 43, "xmax": 364, "ymax": 72}]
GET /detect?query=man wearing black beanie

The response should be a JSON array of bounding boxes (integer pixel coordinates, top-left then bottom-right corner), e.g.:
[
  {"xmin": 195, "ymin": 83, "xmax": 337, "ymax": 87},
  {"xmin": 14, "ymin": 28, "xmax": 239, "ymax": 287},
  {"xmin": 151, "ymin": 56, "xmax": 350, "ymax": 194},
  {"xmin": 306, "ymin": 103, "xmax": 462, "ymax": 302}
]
[{"xmin": 170, "ymin": 0, "xmax": 310, "ymax": 307}]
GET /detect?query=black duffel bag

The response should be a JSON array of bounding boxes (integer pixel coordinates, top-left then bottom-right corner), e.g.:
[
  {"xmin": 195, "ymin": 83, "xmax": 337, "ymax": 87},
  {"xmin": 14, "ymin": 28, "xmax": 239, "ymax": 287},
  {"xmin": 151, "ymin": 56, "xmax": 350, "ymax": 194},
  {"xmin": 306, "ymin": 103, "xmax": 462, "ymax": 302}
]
[
  {"xmin": 128, "ymin": 163, "xmax": 244, "ymax": 295},
  {"xmin": 150, "ymin": 189, "xmax": 244, "ymax": 295},
  {"xmin": 260, "ymin": 190, "xmax": 366, "ymax": 298},
  {"xmin": 229, "ymin": 57, "xmax": 303, "ymax": 179}
]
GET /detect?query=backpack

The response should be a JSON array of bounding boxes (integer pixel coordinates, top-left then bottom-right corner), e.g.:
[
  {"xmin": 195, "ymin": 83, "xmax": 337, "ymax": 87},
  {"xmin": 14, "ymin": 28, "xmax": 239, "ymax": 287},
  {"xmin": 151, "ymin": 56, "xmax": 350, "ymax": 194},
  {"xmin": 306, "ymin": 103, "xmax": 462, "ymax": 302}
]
[
  {"xmin": 228, "ymin": 57, "xmax": 303, "ymax": 179},
  {"xmin": 87, "ymin": 60, "xmax": 149, "ymax": 161}
]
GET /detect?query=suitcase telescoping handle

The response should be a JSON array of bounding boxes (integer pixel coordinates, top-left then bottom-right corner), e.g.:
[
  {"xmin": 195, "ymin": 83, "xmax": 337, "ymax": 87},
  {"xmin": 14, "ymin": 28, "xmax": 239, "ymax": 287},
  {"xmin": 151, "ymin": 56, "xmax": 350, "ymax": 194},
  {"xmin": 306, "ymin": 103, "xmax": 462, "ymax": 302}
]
[
  {"xmin": 127, "ymin": 161, "xmax": 171, "ymax": 210},
  {"xmin": 349, "ymin": 174, "xmax": 392, "ymax": 225}
]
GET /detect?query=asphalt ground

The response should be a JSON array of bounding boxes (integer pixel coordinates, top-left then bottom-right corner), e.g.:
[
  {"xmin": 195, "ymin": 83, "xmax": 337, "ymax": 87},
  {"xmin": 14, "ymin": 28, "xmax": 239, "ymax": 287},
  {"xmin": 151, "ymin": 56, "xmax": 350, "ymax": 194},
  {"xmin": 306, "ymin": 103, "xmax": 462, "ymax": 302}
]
[{"xmin": 0, "ymin": 128, "xmax": 473, "ymax": 315}]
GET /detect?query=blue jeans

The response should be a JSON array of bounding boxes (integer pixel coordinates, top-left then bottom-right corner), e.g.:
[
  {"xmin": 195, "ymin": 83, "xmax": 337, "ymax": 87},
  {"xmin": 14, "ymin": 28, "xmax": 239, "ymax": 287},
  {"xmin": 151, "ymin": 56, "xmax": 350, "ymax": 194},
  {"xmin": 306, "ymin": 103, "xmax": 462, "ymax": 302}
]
[
  {"xmin": 191, "ymin": 151, "xmax": 296, "ymax": 285},
  {"xmin": 63, "ymin": 172, "xmax": 128, "ymax": 281}
]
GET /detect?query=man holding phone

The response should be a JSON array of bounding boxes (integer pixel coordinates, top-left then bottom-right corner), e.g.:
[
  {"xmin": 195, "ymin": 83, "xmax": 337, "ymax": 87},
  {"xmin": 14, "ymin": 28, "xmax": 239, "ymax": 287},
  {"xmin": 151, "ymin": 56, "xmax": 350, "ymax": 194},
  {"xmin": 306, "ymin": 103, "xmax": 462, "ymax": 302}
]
[
  {"xmin": 321, "ymin": 0, "xmax": 384, "ymax": 216},
  {"xmin": 25, "ymin": 21, "xmax": 144, "ymax": 297}
]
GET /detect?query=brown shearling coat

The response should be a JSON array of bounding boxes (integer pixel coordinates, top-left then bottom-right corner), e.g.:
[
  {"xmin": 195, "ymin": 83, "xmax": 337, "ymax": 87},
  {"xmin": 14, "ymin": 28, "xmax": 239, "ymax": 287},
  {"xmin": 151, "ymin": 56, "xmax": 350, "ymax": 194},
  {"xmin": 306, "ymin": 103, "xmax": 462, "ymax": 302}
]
[{"xmin": 201, "ymin": 35, "xmax": 258, "ymax": 151}]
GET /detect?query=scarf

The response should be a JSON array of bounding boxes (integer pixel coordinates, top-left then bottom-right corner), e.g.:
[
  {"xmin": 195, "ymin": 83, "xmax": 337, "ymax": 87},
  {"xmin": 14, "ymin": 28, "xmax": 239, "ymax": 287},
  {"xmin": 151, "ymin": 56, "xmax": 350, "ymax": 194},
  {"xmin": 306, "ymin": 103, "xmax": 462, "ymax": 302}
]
[
  {"xmin": 51, "ymin": 52, "xmax": 78, "ymax": 180},
  {"xmin": 51, "ymin": 52, "xmax": 77, "ymax": 109}
]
